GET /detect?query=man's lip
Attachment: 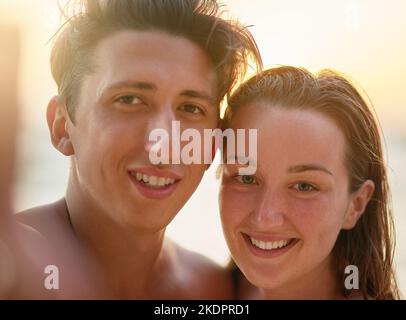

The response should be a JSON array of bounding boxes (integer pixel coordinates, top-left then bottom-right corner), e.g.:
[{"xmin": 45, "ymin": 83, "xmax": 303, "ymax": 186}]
[
  {"xmin": 127, "ymin": 166, "xmax": 183, "ymax": 180},
  {"xmin": 128, "ymin": 174, "xmax": 179, "ymax": 199}
]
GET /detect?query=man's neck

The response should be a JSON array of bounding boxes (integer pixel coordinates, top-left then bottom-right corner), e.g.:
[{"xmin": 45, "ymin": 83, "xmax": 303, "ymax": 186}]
[{"xmin": 65, "ymin": 182, "xmax": 169, "ymax": 299}]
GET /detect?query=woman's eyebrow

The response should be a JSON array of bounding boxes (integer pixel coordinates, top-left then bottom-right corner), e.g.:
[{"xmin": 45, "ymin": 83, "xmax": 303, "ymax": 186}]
[
  {"xmin": 224, "ymin": 155, "xmax": 257, "ymax": 166},
  {"xmin": 288, "ymin": 164, "xmax": 333, "ymax": 176}
]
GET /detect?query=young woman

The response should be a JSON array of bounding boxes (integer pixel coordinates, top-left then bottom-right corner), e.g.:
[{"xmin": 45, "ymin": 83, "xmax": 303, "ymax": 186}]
[{"xmin": 219, "ymin": 66, "xmax": 401, "ymax": 299}]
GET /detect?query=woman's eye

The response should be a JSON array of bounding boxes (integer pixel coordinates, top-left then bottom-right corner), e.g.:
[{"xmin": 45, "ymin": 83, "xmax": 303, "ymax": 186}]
[
  {"xmin": 293, "ymin": 182, "xmax": 316, "ymax": 192},
  {"xmin": 115, "ymin": 95, "xmax": 143, "ymax": 105},
  {"xmin": 236, "ymin": 175, "xmax": 257, "ymax": 185},
  {"xmin": 179, "ymin": 104, "xmax": 204, "ymax": 114}
]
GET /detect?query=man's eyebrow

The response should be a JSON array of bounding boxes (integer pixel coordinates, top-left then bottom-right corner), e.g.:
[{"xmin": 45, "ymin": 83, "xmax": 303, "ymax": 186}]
[
  {"xmin": 180, "ymin": 89, "xmax": 216, "ymax": 105},
  {"xmin": 100, "ymin": 82, "xmax": 216, "ymax": 104},
  {"xmin": 288, "ymin": 164, "xmax": 333, "ymax": 176},
  {"xmin": 107, "ymin": 80, "xmax": 157, "ymax": 91},
  {"xmin": 99, "ymin": 80, "xmax": 157, "ymax": 99}
]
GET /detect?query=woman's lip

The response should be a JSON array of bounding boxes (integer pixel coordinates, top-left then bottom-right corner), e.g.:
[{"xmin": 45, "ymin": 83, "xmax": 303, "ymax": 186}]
[
  {"xmin": 242, "ymin": 232, "xmax": 297, "ymax": 242},
  {"xmin": 128, "ymin": 173, "xmax": 179, "ymax": 200},
  {"xmin": 242, "ymin": 233, "xmax": 300, "ymax": 258}
]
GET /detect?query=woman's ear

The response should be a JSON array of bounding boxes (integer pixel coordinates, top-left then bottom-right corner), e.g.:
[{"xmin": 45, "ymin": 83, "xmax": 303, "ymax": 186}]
[
  {"xmin": 46, "ymin": 96, "xmax": 74, "ymax": 156},
  {"xmin": 342, "ymin": 179, "xmax": 375, "ymax": 230}
]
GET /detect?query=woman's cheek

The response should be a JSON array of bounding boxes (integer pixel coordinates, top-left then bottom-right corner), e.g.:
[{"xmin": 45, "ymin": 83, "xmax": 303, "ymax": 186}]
[
  {"xmin": 220, "ymin": 186, "xmax": 254, "ymax": 224},
  {"xmin": 288, "ymin": 193, "xmax": 342, "ymax": 244}
]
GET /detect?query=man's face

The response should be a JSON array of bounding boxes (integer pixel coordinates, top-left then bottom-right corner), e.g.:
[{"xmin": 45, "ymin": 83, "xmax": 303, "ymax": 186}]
[{"xmin": 66, "ymin": 30, "xmax": 218, "ymax": 232}]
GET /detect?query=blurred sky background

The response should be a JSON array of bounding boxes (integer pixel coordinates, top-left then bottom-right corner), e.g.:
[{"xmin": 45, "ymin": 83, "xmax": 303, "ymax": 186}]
[{"xmin": 1, "ymin": 0, "xmax": 405, "ymax": 294}]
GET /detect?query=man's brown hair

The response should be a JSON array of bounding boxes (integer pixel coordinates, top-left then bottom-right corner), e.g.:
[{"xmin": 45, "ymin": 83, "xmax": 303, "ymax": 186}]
[{"xmin": 51, "ymin": 0, "xmax": 262, "ymax": 120}]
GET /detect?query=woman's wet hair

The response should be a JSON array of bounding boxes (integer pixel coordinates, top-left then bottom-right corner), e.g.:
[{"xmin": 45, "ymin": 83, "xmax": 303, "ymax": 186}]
[{"xmin": 223, "ymin": 66, "xmax": 401, "ymax": 299}]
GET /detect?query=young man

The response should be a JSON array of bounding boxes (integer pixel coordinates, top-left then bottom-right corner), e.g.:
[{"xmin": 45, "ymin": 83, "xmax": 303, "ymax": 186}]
[{"xmin": 16, "ymin": 0, "xmax": 261, "ymax": 298}]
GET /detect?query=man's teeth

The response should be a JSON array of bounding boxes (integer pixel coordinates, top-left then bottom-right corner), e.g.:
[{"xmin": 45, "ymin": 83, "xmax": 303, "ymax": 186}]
[
  {"xmin": 250, "ymin": 237, "xmax": 290, "ymax": 250},
  {"xmin": 132, "ymin": 172, "xmax": 175, "ymax": 188}
]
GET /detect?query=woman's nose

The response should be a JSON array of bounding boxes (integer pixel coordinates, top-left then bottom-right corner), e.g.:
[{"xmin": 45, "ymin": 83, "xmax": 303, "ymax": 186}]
[{"xmin": 250, "ymin": 188, "xmax": 286, "ymax": 228}]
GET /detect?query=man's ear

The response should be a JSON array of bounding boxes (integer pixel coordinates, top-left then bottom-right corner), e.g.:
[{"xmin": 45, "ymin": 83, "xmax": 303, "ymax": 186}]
[
  {"xmin": 46, "ymin": 96, "xmax": 74, "ymax": 156},
  {"xmin": 342, "ymin": 179, "xmax": 375, "ymax": 230}
]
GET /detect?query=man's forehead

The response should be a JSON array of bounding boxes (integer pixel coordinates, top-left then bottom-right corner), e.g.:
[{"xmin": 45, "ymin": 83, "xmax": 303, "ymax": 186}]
[
  {"xmin": 94, "ymin": 30, "xmax": 210, "ymax": 68},
  {"xmin": 90, "ymin": 31, "xmax": 218, "ymax": 100}
]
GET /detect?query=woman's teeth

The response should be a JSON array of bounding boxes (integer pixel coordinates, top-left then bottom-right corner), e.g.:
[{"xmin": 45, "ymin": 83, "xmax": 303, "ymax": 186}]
[
  {"xmin": 131, "ymin": 172, "xmax": 176, "ymax": 188},
  {"xmin": 250, "ymin": 237, "xmax": 291, "ymax": 250}
]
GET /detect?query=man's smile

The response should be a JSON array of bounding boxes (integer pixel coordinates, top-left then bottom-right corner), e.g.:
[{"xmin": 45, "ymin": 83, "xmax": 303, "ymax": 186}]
[
  {"xmin": 130, "ymin": 171, "xmax": 176, "ymax": 188},
  {"xmin": 128, "ymin": 167, "xmax": 182, "ymax": 199}
]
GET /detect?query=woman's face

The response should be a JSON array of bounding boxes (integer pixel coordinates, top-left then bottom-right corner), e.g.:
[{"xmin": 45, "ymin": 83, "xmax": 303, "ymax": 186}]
[{"xmin": 219, "ymin": 103, "xmax": 369, "ymax": 293}]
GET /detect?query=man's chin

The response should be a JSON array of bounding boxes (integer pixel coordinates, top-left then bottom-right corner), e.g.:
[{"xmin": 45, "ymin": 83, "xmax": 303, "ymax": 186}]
[{"xmin": 118, "ymin": 210, "xmax": 175, "ymax": 234}]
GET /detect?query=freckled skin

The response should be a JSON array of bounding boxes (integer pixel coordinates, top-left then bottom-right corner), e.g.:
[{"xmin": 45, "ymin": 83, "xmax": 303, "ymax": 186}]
[{"xmin": 220, "ymin": 104, "xmax": 373, "ymax": 299}]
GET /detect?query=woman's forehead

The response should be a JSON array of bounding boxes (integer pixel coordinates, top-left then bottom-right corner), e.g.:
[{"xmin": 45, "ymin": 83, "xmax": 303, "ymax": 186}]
[{"xmin": 225, "ymin": 106, "xmax": 348, "ymax": 174}]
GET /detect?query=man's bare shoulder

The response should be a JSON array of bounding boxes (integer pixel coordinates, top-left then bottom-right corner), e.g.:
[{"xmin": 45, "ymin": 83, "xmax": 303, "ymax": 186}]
[
  {"xmin": 15, "ymin": 200, "xmax": 106, "ymax": 298},
  {"xmin": 169, "ymin": 240, "xmax": 234, "ymax": 299},
  {"xmin": 15, "ymin": 199, "xmax": 71, "ymax": 239}
]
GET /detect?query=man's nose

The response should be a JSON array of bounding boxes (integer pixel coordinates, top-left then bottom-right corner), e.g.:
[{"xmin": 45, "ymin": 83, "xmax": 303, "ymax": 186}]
[
  {"xmin": 144, "ymin": 108, "xmax": 179, "ymax": 164},
  {"xmin": 250, "ymin": 188, "xmax": 286, "ymax": 227}
]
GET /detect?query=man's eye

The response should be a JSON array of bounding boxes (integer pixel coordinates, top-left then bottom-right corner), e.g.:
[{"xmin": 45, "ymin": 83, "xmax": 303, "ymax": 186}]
[
  {"xmin": 293, "ymin": 182, "xmax": 316, "ymax": 192},
  {"xmin": 115, "ymin": 95, "xmax": 142, "ymax": 105},
  {"xmin": 236, "ymin": 175, "xmax": 257, "ymax": 185},
  {"xmin": 179, "ymin": 104, "xmax": 204, "ymax": 114}
]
